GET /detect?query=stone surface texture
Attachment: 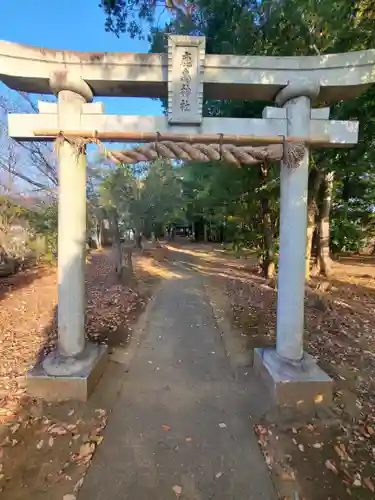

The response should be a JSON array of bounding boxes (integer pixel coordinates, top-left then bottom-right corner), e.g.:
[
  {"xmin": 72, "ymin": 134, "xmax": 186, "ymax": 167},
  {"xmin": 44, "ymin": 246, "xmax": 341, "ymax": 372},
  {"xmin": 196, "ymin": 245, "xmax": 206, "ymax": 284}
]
[
  {"xmin": 276, "ymin": 92, "xmax": 312, "ymax": 361},
  {"xmin": 254, "ymin": 348, "xmax": 333, "ymax": 410},
  {"xmin": 1, "ymin": 38, "xmax": 375, "ymax": 101},
  {"xmin": 8, "ymin": 112, "xmax": 359, "ymax": 147},
  {"xmin": 168, "ymin": 35, "xmax": 205, "ymax": 124},
  {"xmin": 55, "ymin": 81, "xmax": 91, "ymax": 358},
  {"xmin": 26, "ymin": 343, "xmax": 108, "ymax": 401}
]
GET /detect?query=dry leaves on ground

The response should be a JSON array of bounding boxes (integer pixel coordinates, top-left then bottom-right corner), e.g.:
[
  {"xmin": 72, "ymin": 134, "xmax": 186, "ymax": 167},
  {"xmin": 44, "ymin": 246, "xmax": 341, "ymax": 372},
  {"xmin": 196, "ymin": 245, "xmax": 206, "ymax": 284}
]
[
  {"xmin": 200, "ymin": 247, "xmax": 375, "ymax": 500},
  {"xmin": 0, "ymin": 249, "xmax": 145, "ymax": 422},
  {"xmin": 0, "ymin": 249, "xmax": 148, "ymax": 499}
]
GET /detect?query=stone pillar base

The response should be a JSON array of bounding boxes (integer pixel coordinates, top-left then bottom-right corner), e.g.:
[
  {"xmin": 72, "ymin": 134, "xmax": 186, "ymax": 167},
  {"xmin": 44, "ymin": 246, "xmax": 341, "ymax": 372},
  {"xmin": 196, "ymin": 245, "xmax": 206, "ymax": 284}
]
[
  {"xmin": 26, "ymin": 343, "xmax": 108, "ymax": 402},
  {"xmin": 254, "ymin": 347, "xmax": 332, "ymax": 411}
]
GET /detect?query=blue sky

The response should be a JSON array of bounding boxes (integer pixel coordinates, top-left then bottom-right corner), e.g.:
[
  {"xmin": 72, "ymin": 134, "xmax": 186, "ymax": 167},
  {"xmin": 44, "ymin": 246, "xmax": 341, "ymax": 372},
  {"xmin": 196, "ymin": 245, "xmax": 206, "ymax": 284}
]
[{"xmin": 0, "ymin": 0, "xmax": 166, "ymax": 116}]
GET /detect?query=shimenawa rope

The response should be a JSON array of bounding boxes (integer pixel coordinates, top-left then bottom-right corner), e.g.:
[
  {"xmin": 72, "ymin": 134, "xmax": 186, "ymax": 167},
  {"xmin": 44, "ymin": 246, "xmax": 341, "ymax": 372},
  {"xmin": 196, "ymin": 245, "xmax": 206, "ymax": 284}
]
[{"xmin": 54, "ymin": 135, "xmax": 305, "ymax": 168}]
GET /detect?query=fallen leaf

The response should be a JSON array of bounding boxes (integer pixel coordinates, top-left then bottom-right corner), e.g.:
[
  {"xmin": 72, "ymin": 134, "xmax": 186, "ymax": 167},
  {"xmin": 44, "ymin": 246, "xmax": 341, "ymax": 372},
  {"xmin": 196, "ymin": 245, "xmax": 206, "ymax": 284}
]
[
  {"xmin": 280, "ymin": 470, "xmax": 296, "ymax": 481},
  {"xmin": 63, "ymin": 495, "xmax": 76, "ymax": 500},
  {"xmin": 162, "ymin": 425, "xmax": 171, "ymax": 431},
  {"xmin": 79, "ymin": 442, "xmax": 95, "ymax": 458},
  {"xmin": 95, "ymin": 409, "xmax": 106, "ymax": 417},
  {"xmin": 367, "ymin": 426, "xmax": 374, "ymax": 436},
  {"xmin": 298, "ymin": 444, "xmax": 304, "ymax": 452},
  {"xmin": 185, "ymin": 437, "xmax": 192, "ymax": 442},
  {"xmin": 364, "ymin": 477, "xmax": 375, "ymax": 492},
  {"xmin": 312, "ymin": 443, "xmax": 323, "ymax": 449},
  {"xmin": 172, "ymin": 485, "xmax": 182, "ymax": 497},
  {"xmin": 215, "ymin": 472, "xmax": 222, "ymax": 478},
  {"xmin": 90, "ymin": 435, "xmax": 104, "ymax": 445},
  {"xmin": 10, "ymin": 423, "xmax": 20, "ymax": 434},
  {"xmin": 325, "ymin": 460, "xmax": 338, "ymax": 474},
  {"xmin": 334, "ymin": 444, "xmax": 351, "ymax": 462},
  {"xmin": 36, "ymin": 439, "xmax": 44, "ymax": 450},
  {"xmin": 49, "ymin": 424, "xmax": 67, "ymax": 435},
  {"xmin": 68, "ymin": 409, "xmax": 75, "ymax": 417},
  {"xmin": 219, "ymin": 423, "xmax": 227, "ymax": 428},
  {"xmin": 49, "ymin": 436, "xmax": 54, "ymax": 447},
  {"xmin": 74, "ymin": 477, "xmax": 85, "ymax": 492}
]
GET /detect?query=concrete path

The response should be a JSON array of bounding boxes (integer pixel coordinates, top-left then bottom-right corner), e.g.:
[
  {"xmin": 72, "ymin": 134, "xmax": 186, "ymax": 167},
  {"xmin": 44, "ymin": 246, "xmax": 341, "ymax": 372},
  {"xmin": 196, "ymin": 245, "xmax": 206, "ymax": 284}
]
[{"xmin": 79, "ymin": 264, "xmax": 276, "ymax": 500}]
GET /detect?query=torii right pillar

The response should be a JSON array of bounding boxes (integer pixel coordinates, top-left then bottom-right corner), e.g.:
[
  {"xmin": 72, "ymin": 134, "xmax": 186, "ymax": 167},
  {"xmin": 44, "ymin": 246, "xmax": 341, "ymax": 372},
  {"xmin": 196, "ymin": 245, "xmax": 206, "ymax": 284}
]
[{"xmin": 254, "ymin": 82, "xmax": 333, "ymax": 411}]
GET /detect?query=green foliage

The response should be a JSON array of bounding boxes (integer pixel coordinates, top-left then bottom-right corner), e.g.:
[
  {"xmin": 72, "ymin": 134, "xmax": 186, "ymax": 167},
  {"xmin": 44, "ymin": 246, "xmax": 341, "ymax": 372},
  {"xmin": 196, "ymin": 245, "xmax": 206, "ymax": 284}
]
[
  {"xmin": 100, "ymin": 0, "xmax": 157, "ymax": 37},
  {"xmin": 27, "ymin": 203, "xmax": 58, "ymax": 261},
  {"xmin": 100, "ymin": 0, "xmax": 192, "ymax": 37},
  {"xmin": 331, "ymin": 216, "xmax": 365, "ymax": 254},
  {"xmin": 98, "ymin": 160, "xmax": 184, "ymax": 237},
  {"xmin": 98, "ymin": 0, "xmax": 375, "ymax": 259},
  {"xmin": 99, "ymin": 164, "xmax": 137, "ymax": 223},
  {"xmin": 0, "ymin": 196, "xmax": 28, "ymax": 259},
  {"xmin": 0, "ymin": 196, "xmax": 25, "ymax": 230},
  {"xmin": 150, "ymin": 0, "xmax": 375, "ymax": 257},
  {"xmin": 137, "ymin": 160, "xmax": 184, "ymax": 235}
]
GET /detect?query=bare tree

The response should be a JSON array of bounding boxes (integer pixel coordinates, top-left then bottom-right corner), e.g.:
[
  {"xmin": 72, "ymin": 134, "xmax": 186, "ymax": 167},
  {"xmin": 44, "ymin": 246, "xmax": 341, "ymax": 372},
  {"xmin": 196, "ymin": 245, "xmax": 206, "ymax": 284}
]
[{"xmin": 0, "ymin": 88, "xmax": 57, "ymax": 194}]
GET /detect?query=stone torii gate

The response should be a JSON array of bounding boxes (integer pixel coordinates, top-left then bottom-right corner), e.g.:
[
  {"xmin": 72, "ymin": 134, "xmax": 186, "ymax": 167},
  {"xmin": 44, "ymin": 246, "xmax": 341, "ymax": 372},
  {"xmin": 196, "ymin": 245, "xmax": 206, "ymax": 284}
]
[{"xmin": 1, "ymin": 36, "xmax": 373, "ymax": 406}]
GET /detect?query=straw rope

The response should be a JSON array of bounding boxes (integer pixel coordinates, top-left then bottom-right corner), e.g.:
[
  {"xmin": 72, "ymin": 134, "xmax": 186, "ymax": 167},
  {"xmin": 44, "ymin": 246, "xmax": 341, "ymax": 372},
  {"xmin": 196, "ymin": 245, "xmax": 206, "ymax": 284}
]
[
  {"xmin": 106, "ymin": 141, "xmax": 305, "ymax": 167},
  {"xmin": 54, "ymin": 135, "xmax": 306, "ymax": 168}
]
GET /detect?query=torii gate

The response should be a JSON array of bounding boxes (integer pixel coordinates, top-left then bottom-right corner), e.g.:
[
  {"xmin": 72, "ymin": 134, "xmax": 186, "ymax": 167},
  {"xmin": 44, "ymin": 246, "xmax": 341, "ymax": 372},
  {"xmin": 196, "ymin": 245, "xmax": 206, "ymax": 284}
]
[{"xmin": 1, "ymin": 36, "xmax": 372, "ymax": 407}]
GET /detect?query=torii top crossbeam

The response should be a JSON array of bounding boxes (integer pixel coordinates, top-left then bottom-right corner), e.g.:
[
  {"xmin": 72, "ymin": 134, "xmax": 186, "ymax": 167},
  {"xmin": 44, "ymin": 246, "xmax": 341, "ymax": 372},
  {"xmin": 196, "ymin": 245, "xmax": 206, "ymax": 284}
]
[
  {"xmin": 2, "ymin": 36, "xmax": 366, "ymax": 149},
  {"xmin": 1, "ymin": 38, "xmax": 375, "ymax": 102}
]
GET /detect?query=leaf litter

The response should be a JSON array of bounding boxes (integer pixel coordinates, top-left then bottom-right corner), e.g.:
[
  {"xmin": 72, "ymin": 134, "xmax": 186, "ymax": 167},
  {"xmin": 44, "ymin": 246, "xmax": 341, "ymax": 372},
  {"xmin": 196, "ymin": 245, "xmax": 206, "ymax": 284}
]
[
  {"xmin": 204, "ymin": 248, "xmax": 375, "ymax": 499},
  {"xmin": 0, "ymin": 250, "xmax": 148, "ymax": 500}
]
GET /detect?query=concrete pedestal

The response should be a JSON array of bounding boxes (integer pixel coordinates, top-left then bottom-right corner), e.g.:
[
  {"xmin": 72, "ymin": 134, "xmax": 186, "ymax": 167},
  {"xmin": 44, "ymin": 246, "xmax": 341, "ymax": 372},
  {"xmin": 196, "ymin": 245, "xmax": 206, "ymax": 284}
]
[
  {"xmin": 26, "ymin": 343, "xmax": 108, "ymax": 402},
  {"xmin": 254, "ymin": 347, "xmax": 332, "ymax": 410}
]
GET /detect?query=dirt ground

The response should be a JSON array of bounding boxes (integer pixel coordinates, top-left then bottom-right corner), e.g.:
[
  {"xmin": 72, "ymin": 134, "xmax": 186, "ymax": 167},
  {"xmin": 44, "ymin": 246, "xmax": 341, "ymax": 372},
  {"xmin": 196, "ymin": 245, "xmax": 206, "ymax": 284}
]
[
  {"xmin": 167, "ymin": 243, "xmax": 375, "ymax": 500},
  {"xmin": 0, "ymin": 249, "xmax": 156, "ymax": 500}
]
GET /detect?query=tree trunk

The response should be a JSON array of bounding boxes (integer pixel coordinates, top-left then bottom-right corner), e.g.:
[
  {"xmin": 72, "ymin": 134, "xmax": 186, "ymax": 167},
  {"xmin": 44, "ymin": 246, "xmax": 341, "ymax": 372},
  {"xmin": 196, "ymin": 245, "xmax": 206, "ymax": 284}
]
[
  {"xmin": 259, "ymin": 165, "xmax": 275, "ymax": 279},
  {"xmin": 306, "ymin": 168, "xmax": 324, "ymax": 280},
  {"xmin": 94, "ymin": 220, "xmax": 103, "ymax": 250},
  {"xmin": 203, "ymin": 224, "xmax": 208, "ymax": 242},
  {"xmin": 110, "ymin": 211, "xmax": 123, "ymax": 277},
  {"xmin": 317, "ymin": 171, "xmax": 334, "ymax": 276},
  {"xmin": 261, "ymin": 203, "xmax": 275, "ymax": 278}
]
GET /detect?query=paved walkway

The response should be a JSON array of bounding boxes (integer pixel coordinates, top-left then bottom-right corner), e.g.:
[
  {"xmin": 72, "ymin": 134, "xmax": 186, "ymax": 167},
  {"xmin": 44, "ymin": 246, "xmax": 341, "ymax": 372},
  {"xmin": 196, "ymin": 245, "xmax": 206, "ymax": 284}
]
[{"xmin": 79, "ymin": 263, "xmax": 276, "ymax": 500}]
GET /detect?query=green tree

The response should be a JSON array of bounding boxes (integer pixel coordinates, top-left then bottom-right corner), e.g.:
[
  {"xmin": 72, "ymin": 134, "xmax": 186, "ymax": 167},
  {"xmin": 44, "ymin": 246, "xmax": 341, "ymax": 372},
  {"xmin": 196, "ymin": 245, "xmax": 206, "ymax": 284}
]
[
  {"xmin": 136, "ymin": 160, "xmax": 184, "ymax": 237},
  {"xmin": 101, "ymin": 0, "xmax": 375, "ymax": 277},
  {"xmin": 154, "ymin": 0, "xmax": 375, "ymax": 277}
]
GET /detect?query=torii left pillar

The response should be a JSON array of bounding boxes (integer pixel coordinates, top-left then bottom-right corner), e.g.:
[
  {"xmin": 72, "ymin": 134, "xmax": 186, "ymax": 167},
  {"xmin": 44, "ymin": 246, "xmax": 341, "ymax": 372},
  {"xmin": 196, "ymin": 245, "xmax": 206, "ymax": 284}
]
[{"xmin": 27, "ymin": 72, "xmax": 108, "ymax": 401}]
